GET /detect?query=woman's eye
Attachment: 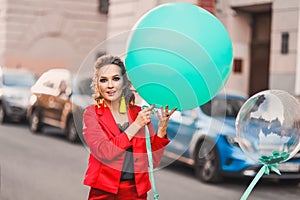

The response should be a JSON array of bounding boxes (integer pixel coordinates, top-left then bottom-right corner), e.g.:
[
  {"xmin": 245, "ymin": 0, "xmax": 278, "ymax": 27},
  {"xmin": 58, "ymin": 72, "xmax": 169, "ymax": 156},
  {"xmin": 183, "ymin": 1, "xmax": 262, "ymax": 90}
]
[
  {"xmin": 99, "ymin": 79, "xmax": 107, "ymax": 83},
  {"xmin": 113, "ymin": 77, "xmax": 120, "ymax": 81}
]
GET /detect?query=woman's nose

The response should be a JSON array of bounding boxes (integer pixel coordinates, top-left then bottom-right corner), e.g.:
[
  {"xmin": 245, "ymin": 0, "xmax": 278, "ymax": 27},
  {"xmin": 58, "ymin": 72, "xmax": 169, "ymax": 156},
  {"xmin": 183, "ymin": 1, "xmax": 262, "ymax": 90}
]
[{"xmin": 108, "ymin": 80, "xmax": 114, "ymax": 88}]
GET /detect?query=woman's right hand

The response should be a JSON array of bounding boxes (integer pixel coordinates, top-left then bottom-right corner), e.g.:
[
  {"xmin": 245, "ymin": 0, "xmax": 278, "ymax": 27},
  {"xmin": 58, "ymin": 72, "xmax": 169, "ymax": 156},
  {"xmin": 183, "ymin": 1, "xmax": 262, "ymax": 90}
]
[
  {"xmin": 134, "ymin": 105, "xmax": 155, "ymax": 128},
  {"xmin": 125, "ymin": 105, "xmax": 155, "ymax": 141}
]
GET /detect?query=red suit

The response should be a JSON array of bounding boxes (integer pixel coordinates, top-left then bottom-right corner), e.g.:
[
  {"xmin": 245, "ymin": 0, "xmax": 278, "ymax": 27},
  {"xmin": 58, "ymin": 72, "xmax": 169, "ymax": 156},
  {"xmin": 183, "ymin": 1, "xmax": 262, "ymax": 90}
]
[{"xmin": 83, "ymin": 104, "xmax": 170, "ymax": 197}]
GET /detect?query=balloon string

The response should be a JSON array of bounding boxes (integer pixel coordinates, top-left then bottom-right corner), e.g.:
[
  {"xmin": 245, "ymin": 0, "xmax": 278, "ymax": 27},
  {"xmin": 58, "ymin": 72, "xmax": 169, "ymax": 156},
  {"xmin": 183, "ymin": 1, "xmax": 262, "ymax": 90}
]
[
  {"xmin": 240, "ymin": 163, "xmax": 281, "ymax": 200},
  {"xmin": 145, "ymin": 126, "xmax": 160, "ymax": 200},
  {"xmin": 240, "ymin": 165, "xmax": 265, "ymax": 200}
]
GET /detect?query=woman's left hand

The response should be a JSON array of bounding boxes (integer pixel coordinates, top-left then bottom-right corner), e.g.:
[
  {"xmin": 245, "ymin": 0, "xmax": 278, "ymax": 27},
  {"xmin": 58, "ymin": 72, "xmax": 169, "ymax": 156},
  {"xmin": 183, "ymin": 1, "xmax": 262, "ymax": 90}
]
[{"xmin": 156, "ymin": 105, "xmax": 177, "ymax": 138}]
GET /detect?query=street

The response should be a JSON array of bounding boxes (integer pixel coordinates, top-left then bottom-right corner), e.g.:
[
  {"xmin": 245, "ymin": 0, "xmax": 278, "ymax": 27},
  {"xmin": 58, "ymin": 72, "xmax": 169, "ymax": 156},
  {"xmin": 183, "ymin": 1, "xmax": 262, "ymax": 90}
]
[{"xmin": 1, "ymin": 122, "xmax": 300, "ymax": 200}]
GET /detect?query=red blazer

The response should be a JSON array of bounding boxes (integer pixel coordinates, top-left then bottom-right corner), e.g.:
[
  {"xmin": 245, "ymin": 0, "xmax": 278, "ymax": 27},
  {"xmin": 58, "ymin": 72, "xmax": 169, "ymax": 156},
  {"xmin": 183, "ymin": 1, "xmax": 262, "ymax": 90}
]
[{"xmin": 83, "ymin": 104, "xmax": 170, "ymax": 196}]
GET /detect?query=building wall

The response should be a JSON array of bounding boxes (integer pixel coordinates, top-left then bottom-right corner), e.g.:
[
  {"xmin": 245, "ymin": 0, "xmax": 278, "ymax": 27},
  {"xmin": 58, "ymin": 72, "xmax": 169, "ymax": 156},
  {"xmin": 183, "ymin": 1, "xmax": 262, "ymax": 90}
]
[
  {"xmin": 230, "ymin": 0, "xmax": 272, "ymax": 7},
  {"xmin": 107, "ymin": 0, "xmax": 252, "ymax": 96},
  {"xmin": 107, "ymin": 0, "xmax": 196, "ymax": 38},
  {"xmin": 216, "ymin": 0, "xmax": 252, "ymax": 96},
  {"xmin": 3, "ymin": 0, "xmax": 107, "ymax": 75},
  {"xmin": 106, "ymin": 0, "xmax": 196, "ymax": 56},
  {"xmin": 0, "ymin": 0, "xmax": 7, "ymax": 66},
  {"xmin": 214, "ymin": 0, "xmax": 300, "ymax": 97},
  {"xmin": 107, "ymin": 0, "xmax": 300, "ymax": 97},
  {"xmin": 297, "ymin": 4, "xmax": 300, "ymax": 95},
  {"xmin": 270, "ymin": 0, "xmax": 300, "ymax": 95}
]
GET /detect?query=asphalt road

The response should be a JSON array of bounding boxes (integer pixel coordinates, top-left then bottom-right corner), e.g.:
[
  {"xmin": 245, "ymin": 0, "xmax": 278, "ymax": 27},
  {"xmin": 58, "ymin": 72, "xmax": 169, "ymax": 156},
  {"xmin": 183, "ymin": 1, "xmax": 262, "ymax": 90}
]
[{"xmin": 1, "ymin": 122, "xmax": 300, "ymax": 200}]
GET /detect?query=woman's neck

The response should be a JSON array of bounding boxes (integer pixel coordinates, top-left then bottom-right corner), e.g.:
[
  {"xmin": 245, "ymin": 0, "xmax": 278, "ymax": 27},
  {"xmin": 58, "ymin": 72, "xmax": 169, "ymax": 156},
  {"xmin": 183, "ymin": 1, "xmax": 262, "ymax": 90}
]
[
  {"xmin": 106, "ymin": 100, "xmax": 128, "ymax": 124},
  {"xmin": 106, "ymin": 100, "xmax": 128, "ymax": 115},
  {"xmin": 105, "ymin": 100, "xmax": 119, "ymax": 112}
]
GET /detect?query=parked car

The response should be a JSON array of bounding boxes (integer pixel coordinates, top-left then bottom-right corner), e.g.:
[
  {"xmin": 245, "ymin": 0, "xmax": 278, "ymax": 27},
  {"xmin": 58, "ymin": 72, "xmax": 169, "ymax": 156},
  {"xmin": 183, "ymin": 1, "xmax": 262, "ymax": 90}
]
[
  {"xmin": 152, "ymin": 93, "xmax": 300, "ymax": 183},
  {"xmin": 0, "ymin": 67, "xmax": 37, "ymax": 123},
  {"xmin": 27, "ymin": 68, "xmax": 93, "ymax": 142}
]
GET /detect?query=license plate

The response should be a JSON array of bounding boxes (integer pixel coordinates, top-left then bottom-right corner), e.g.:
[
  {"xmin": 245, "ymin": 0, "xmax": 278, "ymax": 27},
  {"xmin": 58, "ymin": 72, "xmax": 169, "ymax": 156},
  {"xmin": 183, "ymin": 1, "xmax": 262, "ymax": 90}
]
[{"xmin": 278, "ymin": 163, "xmax": 300, "ymax": 172}]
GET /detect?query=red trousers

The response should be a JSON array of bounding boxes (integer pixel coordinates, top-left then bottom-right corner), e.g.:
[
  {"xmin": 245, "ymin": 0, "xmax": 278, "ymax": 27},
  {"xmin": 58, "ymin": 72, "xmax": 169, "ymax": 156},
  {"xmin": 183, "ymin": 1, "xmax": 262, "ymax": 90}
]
[{"xmin": 88, "ymin": 180, "xmax": 147, "ymax": 200}]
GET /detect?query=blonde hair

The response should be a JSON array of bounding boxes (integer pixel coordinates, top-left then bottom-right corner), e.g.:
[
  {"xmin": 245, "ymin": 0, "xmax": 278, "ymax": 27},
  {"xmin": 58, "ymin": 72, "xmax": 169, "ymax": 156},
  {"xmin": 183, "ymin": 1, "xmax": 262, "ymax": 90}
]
[{"xmin": 91, "ymin": 55, "xmax": 135, "ymax": 106}]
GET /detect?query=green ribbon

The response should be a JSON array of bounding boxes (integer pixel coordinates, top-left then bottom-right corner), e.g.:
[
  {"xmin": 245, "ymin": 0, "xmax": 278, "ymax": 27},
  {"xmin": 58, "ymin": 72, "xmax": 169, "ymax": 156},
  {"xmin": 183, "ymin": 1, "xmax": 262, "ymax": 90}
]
[
  {"xmin": 142, "ymin": 105, "xmax": 160, "ymax": 199},
  {"xmin": 145, "ymin": 126, "xmax": 160, "ymax": 200},
  {"xmin": 240, "ymin": 151, "xmax": 289, "ymax": 200}
]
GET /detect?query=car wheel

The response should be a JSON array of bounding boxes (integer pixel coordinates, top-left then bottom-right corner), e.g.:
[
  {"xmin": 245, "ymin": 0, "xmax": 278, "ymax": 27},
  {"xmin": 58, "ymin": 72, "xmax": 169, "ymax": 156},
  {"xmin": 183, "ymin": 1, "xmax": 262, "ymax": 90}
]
[
  {"xmin": 29, "ymin": 110, "xmax": 43, "ymax": 133},
  {"xmin": 0, "ymin": 105, "xmax": 7, "ymax": 124},
  {"xmin": 194, "ymin": 140, "xmax": 223, "ymax": 183},
  {"xmin": 66, "ymin": 117, "xmax": 79, "ymax": 143}
]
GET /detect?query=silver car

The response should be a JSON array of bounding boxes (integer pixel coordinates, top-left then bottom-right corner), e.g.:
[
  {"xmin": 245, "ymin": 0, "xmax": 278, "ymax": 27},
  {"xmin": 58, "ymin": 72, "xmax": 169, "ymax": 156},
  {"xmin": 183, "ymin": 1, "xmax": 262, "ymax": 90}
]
[{"xmin": 0, "ymin": 67, "xmax": 36, "ymax": 123}]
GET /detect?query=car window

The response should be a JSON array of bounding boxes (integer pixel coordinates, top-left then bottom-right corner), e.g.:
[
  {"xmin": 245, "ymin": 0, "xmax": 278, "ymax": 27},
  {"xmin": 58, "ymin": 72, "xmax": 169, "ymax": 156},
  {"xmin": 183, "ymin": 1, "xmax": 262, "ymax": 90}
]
[
  {"xmin": 3, "ymin": 72, "xmax": 36, "ymax": 88},
  {"xmin": 42, "ymin": 76, "xmax": 67, "ymax": 90},
  {"xmin": 32, "ymin": 70, "xmax": 71, "ymax": 95},
  {"xmin": 201, "ymin": 97, "xmax": 246, "ymax": 118},
  {"xmin": 43, "ymin": 80, "xmax": 55, "ymax": 89}
]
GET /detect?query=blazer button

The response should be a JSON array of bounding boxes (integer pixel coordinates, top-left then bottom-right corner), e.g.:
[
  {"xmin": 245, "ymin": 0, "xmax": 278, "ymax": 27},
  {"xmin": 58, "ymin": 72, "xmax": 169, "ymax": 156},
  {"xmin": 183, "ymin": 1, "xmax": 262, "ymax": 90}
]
[{"xmin": 135, "ymin": 158, "xmax": 139, "ymax": 162}]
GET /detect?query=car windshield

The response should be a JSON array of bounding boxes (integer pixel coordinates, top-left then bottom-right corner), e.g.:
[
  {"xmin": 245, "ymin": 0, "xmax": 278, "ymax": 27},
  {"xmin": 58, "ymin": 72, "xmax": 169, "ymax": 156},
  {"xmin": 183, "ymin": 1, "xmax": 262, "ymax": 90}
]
[
  {"xmin": 72, "ymin": 77, "xmax": 93, "ymax": 96},
  {"xmin": 201, "ymin": 97, "xmax": 246, "ymax": 118},
  {"xmin": 3, "ymin": 72, "xmax": 36, "ymax": 88}
]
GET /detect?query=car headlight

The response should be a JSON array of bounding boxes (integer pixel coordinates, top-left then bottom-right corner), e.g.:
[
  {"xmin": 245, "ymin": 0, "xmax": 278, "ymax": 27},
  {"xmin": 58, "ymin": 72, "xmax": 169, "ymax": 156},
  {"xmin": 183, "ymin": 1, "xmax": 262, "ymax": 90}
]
[{"xmin": 226, "ymin": 136, "xmax": 240, "ymax": 147}]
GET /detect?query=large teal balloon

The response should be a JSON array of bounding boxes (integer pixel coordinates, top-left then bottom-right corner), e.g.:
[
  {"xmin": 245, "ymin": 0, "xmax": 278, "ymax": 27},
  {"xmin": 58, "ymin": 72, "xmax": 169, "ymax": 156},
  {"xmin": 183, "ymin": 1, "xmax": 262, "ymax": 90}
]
[{"xmin": 125, "ymin": 2, "xmax": 233, "ymax": 110}]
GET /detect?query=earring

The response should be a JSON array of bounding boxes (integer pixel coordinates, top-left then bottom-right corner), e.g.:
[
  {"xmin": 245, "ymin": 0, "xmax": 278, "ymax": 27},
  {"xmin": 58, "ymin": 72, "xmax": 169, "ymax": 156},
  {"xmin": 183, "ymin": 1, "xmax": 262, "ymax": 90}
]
[
  {"xmin": 96, "ymin": 98, "xmax": 103, "ymax": 108},
  {"xmin": 119, "ymin": 92, "xmax": 126, "ymax": 114}
]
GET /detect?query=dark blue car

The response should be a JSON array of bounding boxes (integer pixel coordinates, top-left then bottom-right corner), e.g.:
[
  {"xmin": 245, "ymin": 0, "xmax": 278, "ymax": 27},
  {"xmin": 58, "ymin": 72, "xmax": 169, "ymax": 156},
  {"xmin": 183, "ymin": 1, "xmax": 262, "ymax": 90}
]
[{"xmin": 152, "ymin": 93, "xmax": 300, "ymax": 183}]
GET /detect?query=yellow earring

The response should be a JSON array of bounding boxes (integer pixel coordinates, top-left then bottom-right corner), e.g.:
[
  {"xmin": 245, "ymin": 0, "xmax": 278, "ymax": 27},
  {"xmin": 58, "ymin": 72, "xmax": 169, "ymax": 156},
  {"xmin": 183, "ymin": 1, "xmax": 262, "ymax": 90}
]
[
  {"xmin": 119, "ymin": 93, "xmax": 126, "ymax": 114},
  {"xmin": 96, "ymin": 98, "xmax": 103, "ymax": 108}
]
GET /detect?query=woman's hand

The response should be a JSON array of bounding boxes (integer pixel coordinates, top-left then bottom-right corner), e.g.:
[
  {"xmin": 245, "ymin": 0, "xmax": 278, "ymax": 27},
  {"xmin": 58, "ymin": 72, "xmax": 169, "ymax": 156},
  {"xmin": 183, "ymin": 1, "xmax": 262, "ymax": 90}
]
[
  {"xmin": 156, "ymin": 105, "xmax": 177, "ymax": 138},
  {"xmin": 126, "ymin": 105, "xmax": 155, "ymax": 141},
  {"xmin": 134, "ymin": 104, "xmax": 155, "ymax": 128}
]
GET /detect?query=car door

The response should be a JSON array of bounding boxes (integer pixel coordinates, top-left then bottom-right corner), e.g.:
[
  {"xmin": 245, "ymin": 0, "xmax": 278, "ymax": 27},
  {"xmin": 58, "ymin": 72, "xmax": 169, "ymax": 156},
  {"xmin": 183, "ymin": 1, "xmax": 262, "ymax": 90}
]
[
  {"xmin": 53, "ymin": 79, "xmax": 72, "ymax": 129},
  {"xmin": 35, "ymin": 71, "xmax": 70, "ymax": 128},
  {"xmin": 33, "ymin": 75, "xmax": 60, "ymax": 123}
]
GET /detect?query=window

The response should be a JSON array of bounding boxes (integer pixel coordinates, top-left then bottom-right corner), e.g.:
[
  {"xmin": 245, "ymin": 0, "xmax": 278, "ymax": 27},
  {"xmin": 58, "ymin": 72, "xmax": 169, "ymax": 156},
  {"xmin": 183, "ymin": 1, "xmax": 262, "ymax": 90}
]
[
  {"xmin": 3, "ymin": 72, "xmax": 36, "ymax": 88},
  {"xmin": 233, "ymin": 58, "xmax": 243, "ymax": 73},
  {"xmin": 43, "ymin": 80, "xmax": 55, "ymax": 89},
  {"xmin": 281, "ymin": 32, "xmax": 289, "ymax": 54},
  {"xmin": 98, "ymin": 0, "xmax": 109, "ymax": 14}
]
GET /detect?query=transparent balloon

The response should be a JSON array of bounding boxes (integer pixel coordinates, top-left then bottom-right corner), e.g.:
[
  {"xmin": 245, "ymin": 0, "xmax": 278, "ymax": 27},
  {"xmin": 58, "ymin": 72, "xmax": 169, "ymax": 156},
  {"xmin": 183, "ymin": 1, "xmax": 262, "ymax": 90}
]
[{"xmin": 236, "ymin": 90, "xmax": 300, "ymax": 164}]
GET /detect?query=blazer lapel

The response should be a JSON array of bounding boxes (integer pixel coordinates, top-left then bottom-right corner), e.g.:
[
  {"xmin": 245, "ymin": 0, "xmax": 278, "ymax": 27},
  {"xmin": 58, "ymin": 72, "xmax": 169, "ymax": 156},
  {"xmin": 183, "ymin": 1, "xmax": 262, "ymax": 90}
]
[
  {"xmin": 128, "ymin": 105, "xmax": 141, "ymax": 146},
  {"xmin": 94, "ymin": 104, "xmax": 141, "ymax": 138},
  {"xmin": 95, "ymin": 105, "xmax": 120, "ymax": 137},
  {"xmin": 127, "ymin": 105, "xmax": 138, "ymax": 124}
]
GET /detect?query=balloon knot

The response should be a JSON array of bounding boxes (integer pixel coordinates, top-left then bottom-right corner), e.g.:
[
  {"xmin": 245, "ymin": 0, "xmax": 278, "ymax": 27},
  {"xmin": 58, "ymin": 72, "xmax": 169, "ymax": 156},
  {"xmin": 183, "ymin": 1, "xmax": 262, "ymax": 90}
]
[{"xmin": 258, "ymin": 151, "xmax": 289, "ymax": 175}]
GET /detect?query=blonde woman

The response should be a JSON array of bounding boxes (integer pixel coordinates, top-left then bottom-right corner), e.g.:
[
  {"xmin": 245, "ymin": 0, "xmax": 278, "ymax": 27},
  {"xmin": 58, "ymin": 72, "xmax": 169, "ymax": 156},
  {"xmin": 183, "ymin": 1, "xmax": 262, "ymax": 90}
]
[{"xmin": 83, "ymin": 55, "xmax": 176, "ymax": 200}]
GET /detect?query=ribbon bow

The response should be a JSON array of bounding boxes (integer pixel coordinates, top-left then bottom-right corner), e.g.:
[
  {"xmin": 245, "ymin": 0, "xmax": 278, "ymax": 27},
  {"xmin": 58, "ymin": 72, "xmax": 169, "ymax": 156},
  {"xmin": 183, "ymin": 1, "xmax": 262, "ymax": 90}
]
[{"xmin": 258, "ymin": 151, "xmax": 290, "ymax": 175}]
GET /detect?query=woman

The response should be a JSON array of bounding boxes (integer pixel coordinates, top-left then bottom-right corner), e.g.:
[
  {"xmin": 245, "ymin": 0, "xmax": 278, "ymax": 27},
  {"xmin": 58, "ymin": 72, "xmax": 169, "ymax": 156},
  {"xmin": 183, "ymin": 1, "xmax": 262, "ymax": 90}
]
[{"xmin": 83, "ymin": 55, "xmax": 176, "ymax": 200}]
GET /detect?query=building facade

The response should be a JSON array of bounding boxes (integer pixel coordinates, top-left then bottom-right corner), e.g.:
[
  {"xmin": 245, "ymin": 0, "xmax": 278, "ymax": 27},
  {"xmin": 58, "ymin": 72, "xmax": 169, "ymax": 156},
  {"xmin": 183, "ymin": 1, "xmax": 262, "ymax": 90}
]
[
  {"xmin": 107, "ymin": 0, "xmax": 300, "ymax": 97},
  {"xmin": 0, "ymin": 0, "xmax": 299, "ymax": 97},
  {"xmin": 0, "ymin": 0, "xmax": 107, "ymax": 75},
  {"xmin": 226, "ymin": 0, "xmax": 300, "ymax": 97}
]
